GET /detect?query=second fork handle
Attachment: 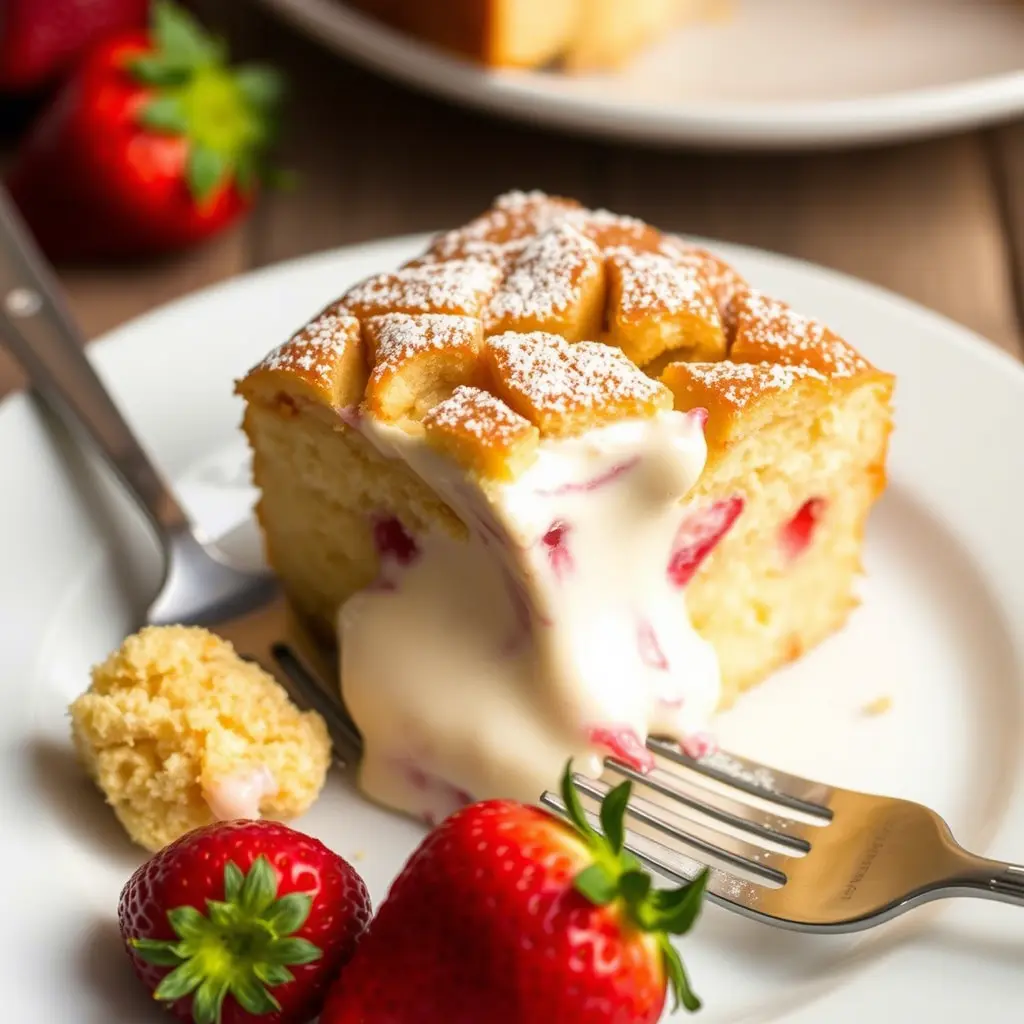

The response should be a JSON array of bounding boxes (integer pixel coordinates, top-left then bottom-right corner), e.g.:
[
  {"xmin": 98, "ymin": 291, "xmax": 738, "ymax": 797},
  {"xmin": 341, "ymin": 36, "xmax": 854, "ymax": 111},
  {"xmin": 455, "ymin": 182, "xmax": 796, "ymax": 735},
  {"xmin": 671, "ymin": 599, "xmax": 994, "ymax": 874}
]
[
  {"xmin": 0, "ymin": 187, "xmax": 192, "ymax": 539},
  {"xmin": 948, "ymin": 856, "xmax": 1024, "ymax": 907}
]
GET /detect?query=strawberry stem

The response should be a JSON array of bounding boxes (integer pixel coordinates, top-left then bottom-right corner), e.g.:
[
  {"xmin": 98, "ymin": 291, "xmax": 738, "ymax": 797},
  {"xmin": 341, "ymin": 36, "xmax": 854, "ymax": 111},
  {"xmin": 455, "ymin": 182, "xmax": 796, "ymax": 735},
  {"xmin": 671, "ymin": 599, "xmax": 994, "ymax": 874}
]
[
  {"xmin": 127, "ymin": 1, "xmax": 285, "ymax": 203},
  {"xmin": 130, "ymin": 856, "xmax": 322, "ymax": 1024},
  {"xmin": 560, "ymin": 761, "xmax": 709, "ymax": 1014}
]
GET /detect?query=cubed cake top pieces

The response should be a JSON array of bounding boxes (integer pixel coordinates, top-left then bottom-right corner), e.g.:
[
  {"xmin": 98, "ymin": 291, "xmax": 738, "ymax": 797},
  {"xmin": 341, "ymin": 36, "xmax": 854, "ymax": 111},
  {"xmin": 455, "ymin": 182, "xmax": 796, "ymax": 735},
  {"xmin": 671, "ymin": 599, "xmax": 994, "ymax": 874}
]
[
  {"xmin": 237, "ymin": 190, "xmax": 891, "ymax": 481},
  {"xmin": 661, "ymin": 288, "xmax": 893, "ymax": 448}
]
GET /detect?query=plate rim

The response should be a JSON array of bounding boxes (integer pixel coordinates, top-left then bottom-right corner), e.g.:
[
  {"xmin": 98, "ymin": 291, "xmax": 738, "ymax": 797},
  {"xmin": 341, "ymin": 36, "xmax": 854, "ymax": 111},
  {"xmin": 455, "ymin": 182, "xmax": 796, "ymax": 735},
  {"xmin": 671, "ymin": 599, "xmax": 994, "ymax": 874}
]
[
  {"xmin": 3, "ymin": 233, "xmax": 1024, "ymax": 1021},
  {"xmin": 254, "ymin": 0, "xmax": 1024, "ymax": 150}
]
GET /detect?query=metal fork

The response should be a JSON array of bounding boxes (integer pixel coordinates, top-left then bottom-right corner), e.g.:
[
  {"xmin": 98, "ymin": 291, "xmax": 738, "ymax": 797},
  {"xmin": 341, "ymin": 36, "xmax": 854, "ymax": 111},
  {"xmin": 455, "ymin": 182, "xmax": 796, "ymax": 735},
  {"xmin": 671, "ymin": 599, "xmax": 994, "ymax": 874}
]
[
  {"xmin": 0, "ymin": 187, "xmax": 362, "ymax": 765},
  {"xmin": 268, "ymin": 656, "xmax": 1024, "ymax": 932},
  {"xmin": 4, "ymin": 187, "xmax": 1022, "ymax": 935}
]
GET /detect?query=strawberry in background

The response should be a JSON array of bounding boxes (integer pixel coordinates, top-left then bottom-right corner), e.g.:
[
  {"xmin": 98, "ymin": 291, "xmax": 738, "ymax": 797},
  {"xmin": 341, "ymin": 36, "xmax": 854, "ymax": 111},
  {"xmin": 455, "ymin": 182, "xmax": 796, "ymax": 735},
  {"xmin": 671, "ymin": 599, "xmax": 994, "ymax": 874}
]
[
  {"xmin": 6, "ymin": 0, "xmax": 284, "ymax": 261},
  {"xmin": 0, "ymin": 0, "xmax": 149, "ymax": 92}
]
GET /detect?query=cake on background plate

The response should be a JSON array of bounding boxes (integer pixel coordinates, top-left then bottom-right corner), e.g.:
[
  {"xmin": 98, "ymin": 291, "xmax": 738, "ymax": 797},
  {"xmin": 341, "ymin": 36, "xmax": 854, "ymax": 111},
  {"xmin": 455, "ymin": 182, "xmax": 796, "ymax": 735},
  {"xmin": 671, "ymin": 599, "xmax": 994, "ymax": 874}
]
[
  {"xmin": 236, "ymin": 191, "xmax": 894, "ymax": 824},
  {"xmin": 345, "ymin": 0, "xmax": 719, "ymax": 69}
]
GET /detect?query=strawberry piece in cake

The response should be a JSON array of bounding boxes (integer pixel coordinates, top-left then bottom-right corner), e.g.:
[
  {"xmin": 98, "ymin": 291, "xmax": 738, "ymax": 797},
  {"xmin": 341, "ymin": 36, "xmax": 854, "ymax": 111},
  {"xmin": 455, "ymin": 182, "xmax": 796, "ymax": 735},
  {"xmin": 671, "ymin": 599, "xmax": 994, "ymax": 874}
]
[
  {"xmin": 372, "ymin": 515, "xmax": 420, "ymax": 565},
  {"xmin": 668, "ymin": 496, "xmax": 745, "ymax": 589},
  {"xmin": 780, "ymin": 497, "xmax": 828, "ymax": 561},
  {"xmin": 541, "ymin": 519, "xmax": 574, "ymax": 580}
]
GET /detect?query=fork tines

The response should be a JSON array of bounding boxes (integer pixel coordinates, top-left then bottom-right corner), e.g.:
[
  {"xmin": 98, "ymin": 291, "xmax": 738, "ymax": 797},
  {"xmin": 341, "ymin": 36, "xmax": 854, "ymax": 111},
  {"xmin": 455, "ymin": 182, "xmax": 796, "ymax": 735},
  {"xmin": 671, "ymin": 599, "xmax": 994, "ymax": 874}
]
[{"xmin": 541, "ymin": 740, "xmax": 835, "ymax": 914}]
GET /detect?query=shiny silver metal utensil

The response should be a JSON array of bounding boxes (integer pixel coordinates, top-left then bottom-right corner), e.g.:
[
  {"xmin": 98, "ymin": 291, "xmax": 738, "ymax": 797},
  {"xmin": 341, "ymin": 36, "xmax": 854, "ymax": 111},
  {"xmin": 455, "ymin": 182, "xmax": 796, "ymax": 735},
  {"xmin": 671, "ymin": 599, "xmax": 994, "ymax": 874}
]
[
  {"xmin": 3, "ymin": 184, "xmax": 1021, "ymax": 933},
  {"xmin": 0, "ymin": 185, "xmax": 361, "ymax": 764},
  {"xmin": 542, "ymin": 741, "xmax": 1024, "ymax": 932}
]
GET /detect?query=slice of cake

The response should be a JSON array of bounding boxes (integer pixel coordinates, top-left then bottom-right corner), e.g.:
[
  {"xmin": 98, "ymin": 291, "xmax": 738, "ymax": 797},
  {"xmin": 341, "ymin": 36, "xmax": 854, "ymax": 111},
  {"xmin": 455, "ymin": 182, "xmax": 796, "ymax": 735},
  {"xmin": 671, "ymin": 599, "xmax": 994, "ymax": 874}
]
[
  {"xmin": 236, "ymin": 191, "xmax": 894, "ymax": 824},
  {"xmin": 345, "ymin": 0, "xmax": 711, "ymax": 70}
]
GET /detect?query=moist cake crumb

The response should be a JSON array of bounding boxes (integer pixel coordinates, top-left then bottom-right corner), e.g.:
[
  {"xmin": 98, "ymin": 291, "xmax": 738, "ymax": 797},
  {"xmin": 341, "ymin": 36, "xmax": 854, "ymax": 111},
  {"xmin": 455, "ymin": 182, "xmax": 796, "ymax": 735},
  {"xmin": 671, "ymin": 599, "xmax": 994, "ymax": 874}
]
[
  {"xmin": 69, "ymin": 625, "xmax": 331, "ymax": 852},
  {"xmin": 862, "ymin": 695, "xmax": 893, "ymax": 716}
]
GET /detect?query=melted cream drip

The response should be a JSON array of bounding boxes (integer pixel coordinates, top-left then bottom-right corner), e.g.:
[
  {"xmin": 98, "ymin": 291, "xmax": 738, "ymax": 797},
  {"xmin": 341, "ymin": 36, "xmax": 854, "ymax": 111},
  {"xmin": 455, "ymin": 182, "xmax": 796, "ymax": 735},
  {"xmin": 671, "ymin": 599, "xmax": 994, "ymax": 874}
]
[
  {"xmin": 339, "ymin": 410, "xmax": 720, "ymax": 823},
  {"xmin": 203, "ymin": 765, "xmax": 277, "ymax": 822}
]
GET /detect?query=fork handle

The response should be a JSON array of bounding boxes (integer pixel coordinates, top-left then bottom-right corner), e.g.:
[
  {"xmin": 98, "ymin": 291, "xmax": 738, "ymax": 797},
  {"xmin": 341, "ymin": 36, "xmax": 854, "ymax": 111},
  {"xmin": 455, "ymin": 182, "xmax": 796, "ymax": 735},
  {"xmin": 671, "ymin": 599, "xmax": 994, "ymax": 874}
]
[
  {"xmin": 0, "ymin": 187, "xmax": 192, "ymax": 540},
  {"xmin": 947, "ymin": 856, "xmax": 1024, "ymax": 907}
]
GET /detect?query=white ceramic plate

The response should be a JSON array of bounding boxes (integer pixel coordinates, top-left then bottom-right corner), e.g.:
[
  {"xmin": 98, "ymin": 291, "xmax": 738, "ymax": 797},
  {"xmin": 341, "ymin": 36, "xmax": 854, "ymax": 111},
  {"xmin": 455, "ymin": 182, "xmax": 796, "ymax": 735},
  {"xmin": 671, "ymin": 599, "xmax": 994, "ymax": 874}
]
[
  {"xmin": 3, "ymin": 235, "xmax": 1024, "ymax": 1022},
  {"xmin": 254, "ymin": 0, "xmax": 1024, "ymax": 149}
]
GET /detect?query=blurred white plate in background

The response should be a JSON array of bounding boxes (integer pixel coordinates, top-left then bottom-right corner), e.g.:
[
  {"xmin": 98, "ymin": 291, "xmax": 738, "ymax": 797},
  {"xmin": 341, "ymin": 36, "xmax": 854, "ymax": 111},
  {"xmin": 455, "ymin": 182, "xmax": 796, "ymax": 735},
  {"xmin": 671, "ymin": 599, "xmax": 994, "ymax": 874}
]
[{"xmin": 255, "ymin": 0, "xmax": 1024, "ymax": 149}]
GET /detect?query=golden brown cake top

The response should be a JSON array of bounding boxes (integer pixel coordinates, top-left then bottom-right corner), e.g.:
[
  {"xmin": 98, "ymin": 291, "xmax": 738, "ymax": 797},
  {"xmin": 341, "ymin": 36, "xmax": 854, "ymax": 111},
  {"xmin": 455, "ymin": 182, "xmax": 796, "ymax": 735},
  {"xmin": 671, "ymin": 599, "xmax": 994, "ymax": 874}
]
[{"xmin": 238, "ymin": 190, "xmax": 892, "ymax": 480}]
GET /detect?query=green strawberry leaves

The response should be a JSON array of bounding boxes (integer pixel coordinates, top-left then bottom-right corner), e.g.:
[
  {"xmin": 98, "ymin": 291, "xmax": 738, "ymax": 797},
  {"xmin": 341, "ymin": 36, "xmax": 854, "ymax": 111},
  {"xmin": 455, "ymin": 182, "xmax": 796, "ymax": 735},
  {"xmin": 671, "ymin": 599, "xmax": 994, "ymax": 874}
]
[
  {"xmin": 560, "ymin": 760, "xmax": 601, "ymax": 844},
  {"xmin": 154, "ymin": 956, "xmax": 207, "ymax": 1002},
  {"xmin": 599, "ymin": 777, "xmax": 630, "ymax": 854},
  {"xmin": 130, "ymin": 856, "xmax": 322, "ymax": 1024},
  {"xmin": 128, "ymin": 2, "xmax": 223, "ymax": 85},
  {"xmin": 137, "ymin": 95, "xmax": 189, "ymax": 133},
  {"xmin": 129, "ymin": 938, "xmax": 183, "ymax": 967},
  {"xmin": 234, "ymin": 67, "xmax": 286, "ymax": 112},
  {"xmin": 660, "ymin": 935, "xmax": 703, "ymax": 1013},
  {"xmin": 223, "ymin": 862, "xmax": 245, "ymax": 901},
  {"xmin": 573, "ymin": 863, "xmax": 619, "ymax": 905},
  {"xmin": 264, "ymin": 892, "xmax": 315, "ymax": 935},
  {"xmin": 560, "ymin": 760, "xmax": 709, "ymax": 1014},
  {"xmin": 236, "ymin": 854, "xmax": 278, "ymax": 914},
  {"xmin": 647, "ymin": 867, "xmax": 709, "ymax": 933},
  {"xmin": 128, "ymin": 1, "xmax": 287, "ymax": 205},
  {"xmin": 153, "ymin": 0, "xmax": 224, "ymax": 68},
  {"xmin": 230, "ymin": 973, "xmax": 279, "ymax": 1017}
]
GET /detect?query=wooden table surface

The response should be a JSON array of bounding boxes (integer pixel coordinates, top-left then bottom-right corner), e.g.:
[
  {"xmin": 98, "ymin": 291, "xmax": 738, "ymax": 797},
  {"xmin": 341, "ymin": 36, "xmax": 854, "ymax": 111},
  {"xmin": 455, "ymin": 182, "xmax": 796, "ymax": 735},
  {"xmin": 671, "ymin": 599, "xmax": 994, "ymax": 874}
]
[{"xmin": 1, "ymin": 1, "xmax": 1022, "ymax": 396}]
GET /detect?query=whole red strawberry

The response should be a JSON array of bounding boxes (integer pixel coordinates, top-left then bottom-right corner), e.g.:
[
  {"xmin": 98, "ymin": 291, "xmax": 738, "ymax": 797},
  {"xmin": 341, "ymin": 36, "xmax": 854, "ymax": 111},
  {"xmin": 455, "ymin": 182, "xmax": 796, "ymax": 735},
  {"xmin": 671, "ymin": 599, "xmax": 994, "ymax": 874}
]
[
  {"xmin": 0, "ymin": 0, "xmax": 149, "ymax": 92},
  {"xmin": 119, "ymin": 819, "xmax": 371, "ymax": 1024},
  {"xmin": 6, "ymin": 1, "xmax": 284, "ymax": 261},
  {"xmin": 321, "ymin": 763, "xmax": 709, "ymax": 1024}
]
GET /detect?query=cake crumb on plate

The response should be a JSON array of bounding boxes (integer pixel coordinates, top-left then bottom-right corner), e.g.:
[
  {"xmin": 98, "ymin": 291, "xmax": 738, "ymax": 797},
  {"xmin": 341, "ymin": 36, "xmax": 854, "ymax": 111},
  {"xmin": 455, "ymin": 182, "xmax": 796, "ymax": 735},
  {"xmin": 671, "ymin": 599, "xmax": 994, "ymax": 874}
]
[
  {"xmin": 862, "ymin": 695, "xmax": 893, "ymax": 716},
  {"xmin": 69, "ymin": 625, "xmax": 332, "ymax": 851}
]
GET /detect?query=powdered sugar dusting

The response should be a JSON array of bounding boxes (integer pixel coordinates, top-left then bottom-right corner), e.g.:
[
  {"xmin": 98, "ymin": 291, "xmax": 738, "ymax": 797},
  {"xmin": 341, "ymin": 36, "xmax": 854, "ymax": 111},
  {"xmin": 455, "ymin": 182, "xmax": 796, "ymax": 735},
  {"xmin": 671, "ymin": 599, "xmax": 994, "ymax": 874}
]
[
  {"xmin": 247, "ymin": 192, "xmax": 882, "ymax": 433},
  {"xmin": 344, "ymin": 260, "xmax": 501, "ymax": 317},
  {"xmin": 681, "ymin": 361, "xmax": 827, "ymax": 409},
  {"xmin": 428, "ymin": 190, "xmax": 581, "ymax": 265},
  {"xmin": 488, "ymin": 332, "xmax": 668, "ymax": 425},
  {"xmin": 255, "ymin": 312, "xmax": 358, "ymax": 379},
  {"xmin": 573, "ymin": 206, "xmax": 661, "ymax": 251},
  {"xmin": 662, "ymin": 239, "xmax": 748, "ymax": 321},
  {"xmin": 428, "ymin": 192, "xmax": 660, "ymax": 267},
  {"xmin": 424, "ymin": 385, "xmax": 534, "ymax": 444},
  {"xmin": 734, "ymin": 290, "xmax": 870, "ymax": 379},
  {"xmin": 369, "ymin": 313, "xmax": 480, "ymax": 375},
  {"xmin": 488, "ymin": 224, "xmax": 601, "ymax": 325},
  {"xmin": 609, "ymin": 248, "xmax": 718, "ymax": 321},
  {"xmin": 699, "ymin": 749, "xmax": 779, "ymax": 793}
]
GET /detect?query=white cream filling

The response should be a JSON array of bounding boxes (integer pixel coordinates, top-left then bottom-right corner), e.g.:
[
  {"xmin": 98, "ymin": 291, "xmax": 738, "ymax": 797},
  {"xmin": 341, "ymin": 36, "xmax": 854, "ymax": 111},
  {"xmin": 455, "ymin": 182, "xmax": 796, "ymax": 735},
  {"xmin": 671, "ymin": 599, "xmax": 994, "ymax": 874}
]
[
  {"xmin": 338, "ymin": 409, "xmax": 720, "ymax": 824},
  {"xmin": 203, "ymin": 765, "xmax": 277, "ymax": 822}
]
